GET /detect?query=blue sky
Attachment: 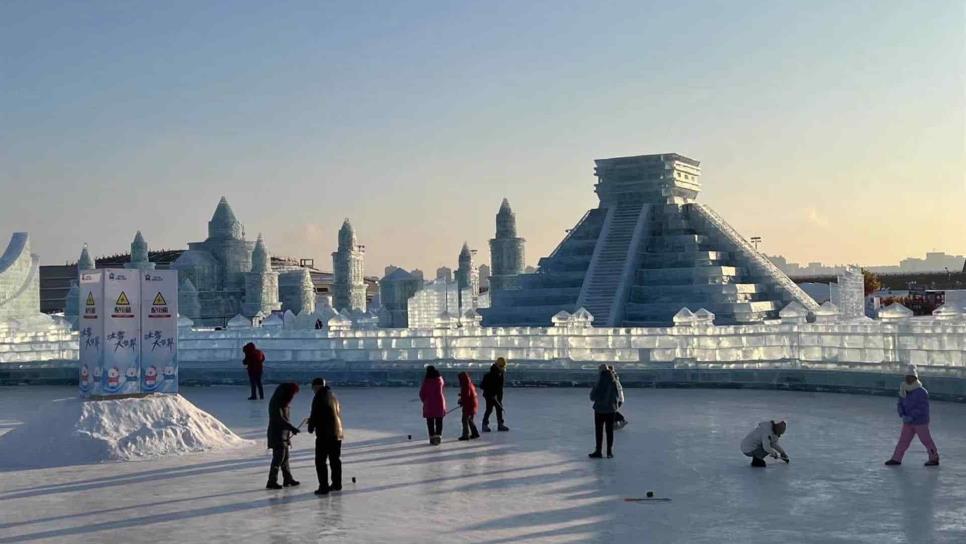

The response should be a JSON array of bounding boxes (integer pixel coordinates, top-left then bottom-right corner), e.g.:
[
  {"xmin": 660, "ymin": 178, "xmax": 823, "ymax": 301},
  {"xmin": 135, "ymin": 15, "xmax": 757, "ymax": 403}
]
[{"xmin": 1, "ymin": 0, "xmax": 963, "ymax": 274}]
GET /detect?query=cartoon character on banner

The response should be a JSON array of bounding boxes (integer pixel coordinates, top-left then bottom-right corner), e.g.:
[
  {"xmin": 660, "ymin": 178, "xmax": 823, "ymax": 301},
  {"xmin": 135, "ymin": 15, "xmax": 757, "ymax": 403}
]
[
  {"xmin": 126, "ymin": 366, "xmax": 139, "ymax": 383},
  {"xmin": 79, "ymin": 364, "xmax": 92, "ymax": 394},
  {"xmin": 143, "ymin": 366, "xmax": 160, "ymax": 392},
  {"xmin": 105, "ymin": 366, "xmax": 122, "ymax": 394}
]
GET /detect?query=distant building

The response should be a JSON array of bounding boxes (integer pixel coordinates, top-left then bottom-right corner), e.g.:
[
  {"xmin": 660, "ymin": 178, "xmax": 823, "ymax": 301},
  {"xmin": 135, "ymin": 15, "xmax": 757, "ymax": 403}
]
[
  {"xmin": 331, "ymin": 219, "xmax": 367, "ymax": 313},
  {"xmin": 478, "ymin": 264, "xmax": 491, "ymax": 290},
  {"xmin": 242, "ymin": 234, "xmax": 281, "ymax": 317},
  {"xmin": 436, "ymin": 266, "xmax": 453, "ymax": 282},
  {"xmin": 411, "ymin": 269, "xmax": 425, "ymax": 282}
]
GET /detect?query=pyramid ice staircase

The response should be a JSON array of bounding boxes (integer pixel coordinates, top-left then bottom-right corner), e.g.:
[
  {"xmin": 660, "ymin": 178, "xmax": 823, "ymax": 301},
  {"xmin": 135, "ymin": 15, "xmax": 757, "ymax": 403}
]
[{"xmin": 575, "ymin": 201, "xmax": 650, "ymax": 326}]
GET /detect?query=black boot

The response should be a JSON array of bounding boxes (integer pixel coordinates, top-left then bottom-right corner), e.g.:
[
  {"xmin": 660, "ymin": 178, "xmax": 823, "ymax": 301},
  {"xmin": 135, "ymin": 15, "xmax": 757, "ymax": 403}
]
[
  {"xmin": 458, "ymin": 435, "xmax": 470, "ymax": 441},
  {"xmin": 266, "ymin": 481, "xmax": 283, "ymax": 489},
  {"xmin": 751, "ymin": 457, "xmax": 767, "ymax": 467},
  {"xmin": 884, "ymin": 459, "xmax": 901, "ymax": 466},
  {"xmin": 482, "ymin": 423, "xmax": 491, "ymax": 432},
  {"xmin": 314, "ymin": 487, "xmax": 329, "ymax": 495},
  {"xmin": 283, "ymin": 478, "xmax": 300, "ymax": 487},
  {"xmin": 588, "ymin": 451, "xmax": 603, "ymax": 459},
  {"xmin": 497, "ymin": 424, "xmax": 510, "ymax": 432}
]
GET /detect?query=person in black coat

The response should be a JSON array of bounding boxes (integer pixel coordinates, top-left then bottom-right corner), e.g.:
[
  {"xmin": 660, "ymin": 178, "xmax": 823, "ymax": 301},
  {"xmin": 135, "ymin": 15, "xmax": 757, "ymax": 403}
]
[
  {"xmin": 480, "ymin": 358, "xmax": 509, "ymax": 432},
  {"xmin": 266, "ymin": 382, "xmax": 301, "ymax": 489},
  {"xmin": 307, "ymin": 377, "xmax": 343, "ymax": 495}
]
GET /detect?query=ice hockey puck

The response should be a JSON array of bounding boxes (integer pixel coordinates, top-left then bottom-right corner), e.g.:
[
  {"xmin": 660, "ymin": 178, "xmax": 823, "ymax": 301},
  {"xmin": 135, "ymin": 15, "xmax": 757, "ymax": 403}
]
[
  {"xmin": 408, "ymin": 435, "xmax": 412, "ymax": 440},
  {"xmin": 646, "ymin": 491, "xmax": 654, "ymax": 498},
  {"xmin": 352, "ymin": 477, "xmax": 357, "ymax": 483}
]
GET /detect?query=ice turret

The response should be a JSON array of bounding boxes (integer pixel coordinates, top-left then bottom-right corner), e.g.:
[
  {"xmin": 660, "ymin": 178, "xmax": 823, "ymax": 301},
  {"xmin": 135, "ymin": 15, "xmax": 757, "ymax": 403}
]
[
  {"xmin": 332, "ymin": 219, "xmax": 366, "ymax": 313},
  {"xmin": 208, "ymin": 197, "xmax": 244, "ymax": 240},
  {"xmin": 251, "ymin": 234, "xmax": 271, "ymax": 273},
  {"xmin": 125, "ymin": 231, "xmax": 155, "ymax": 270},
  {"xmin": 338, "ymin": 219, "xmax": 356, "ymax": 250},
  {"xmin": 77, "ymin": 244, "xmax": 95, "ymax": 271}
]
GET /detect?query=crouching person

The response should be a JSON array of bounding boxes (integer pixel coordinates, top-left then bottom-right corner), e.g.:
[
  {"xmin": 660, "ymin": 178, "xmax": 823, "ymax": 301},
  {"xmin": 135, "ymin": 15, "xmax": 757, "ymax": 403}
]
[
  {"xmin": 308, "ymin": 378, "xmax": 344, "ymax": 495},
  {"xmin": 741, "ymin": 420, "xmax": 789, "ymax": 467}
]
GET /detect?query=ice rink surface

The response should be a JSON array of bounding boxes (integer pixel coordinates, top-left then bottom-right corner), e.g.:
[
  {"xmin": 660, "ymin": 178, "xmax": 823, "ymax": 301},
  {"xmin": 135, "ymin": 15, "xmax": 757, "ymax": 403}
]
[{"xmin": 1, "ymin": 386, "xmax": 964, "ymax": 543}]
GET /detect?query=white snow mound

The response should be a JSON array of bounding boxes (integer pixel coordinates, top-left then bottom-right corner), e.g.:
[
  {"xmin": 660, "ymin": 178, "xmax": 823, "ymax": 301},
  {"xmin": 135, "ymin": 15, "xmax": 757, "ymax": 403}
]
[{"xmin": 0, "ymin": 394, "xmax": 253, "ymax": 469}]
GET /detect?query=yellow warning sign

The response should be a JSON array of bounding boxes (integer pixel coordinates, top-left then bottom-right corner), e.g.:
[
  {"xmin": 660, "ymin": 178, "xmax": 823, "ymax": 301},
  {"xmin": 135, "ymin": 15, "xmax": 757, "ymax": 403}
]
[
  {"xmin": 153, "ymin": 292, "xmax": 167, "ymax": 306},
  {"xmin": 86, "ymin": 293, "xmax": 95, "ymax": 306},
  {"xmin": 116, "ymin": 292, "xmax": 130, "ymax": 306}
]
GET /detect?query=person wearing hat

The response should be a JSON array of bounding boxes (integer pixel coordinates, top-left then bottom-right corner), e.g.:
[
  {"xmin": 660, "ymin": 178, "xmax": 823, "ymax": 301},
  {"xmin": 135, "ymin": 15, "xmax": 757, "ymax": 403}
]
[
  {"xmin": 481, "ymin": 357, "xmax": 509, "ymax": 432},
  {"xmin": 885, "ymin": 365, "xmax": 940, "ymax": 467},
  {"xmin": 740, "ymin": 420, "xmax": 789, "ymax": 467},
  {"xmin": 589, "ymin": 364, "xmax": 623, "ymax": 458},
  {"xmin": 307, "ymin": 377, "xmax": 344, "ymax": 494}
]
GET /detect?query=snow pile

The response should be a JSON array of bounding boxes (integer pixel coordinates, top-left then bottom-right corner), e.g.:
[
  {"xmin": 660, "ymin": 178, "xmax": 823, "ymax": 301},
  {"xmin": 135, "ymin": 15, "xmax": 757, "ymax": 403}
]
[{"xmin": 0, "ymin": 394, "xmax": 252, "ymax": 469}]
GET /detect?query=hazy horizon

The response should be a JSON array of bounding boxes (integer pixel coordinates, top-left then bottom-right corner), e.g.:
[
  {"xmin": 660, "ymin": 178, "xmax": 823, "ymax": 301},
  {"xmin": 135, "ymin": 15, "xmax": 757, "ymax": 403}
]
[{"xmin": 2, "ymin": 1, "xmax": 963, "ymax": 276}]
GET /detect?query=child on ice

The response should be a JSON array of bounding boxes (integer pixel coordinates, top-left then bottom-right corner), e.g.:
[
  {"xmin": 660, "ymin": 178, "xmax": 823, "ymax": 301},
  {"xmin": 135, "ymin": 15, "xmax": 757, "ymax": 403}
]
[
  {"xmin": 420, "ymin": 366, "xmax": 446, "ymax": 445},
  {"xmin": 741, "ymin": 420, "xmax": 789, "ymax": 467},
  {"xmin": 266, "ymin": 383, "xmax": 301, "ymax": 489},
  {"xmin": 885, "ymin": 365, "xmax": 940, "ymax": 467},
  {"xmin": 457, "ymin": 372, "xmax": 481, "ymax": 441}
]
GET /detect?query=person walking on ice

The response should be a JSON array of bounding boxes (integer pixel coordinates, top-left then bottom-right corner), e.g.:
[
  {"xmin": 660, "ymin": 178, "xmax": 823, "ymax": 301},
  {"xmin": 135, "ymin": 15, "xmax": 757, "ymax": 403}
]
[
  {"xmin": 420, "ymin": 366, "xmax": 446, "ymax": 445},
  {"xmin": 307, "ymin": 378, "xmax": 343, "ymax": 495},
  {"xmin": 242, "ymin": 342, "xmax": 265, "ymax": 400},
  {"xmin": 741, "ymin": 420, "xmax": 789, "ymax": 467},
  {"xmin": 457, "ymin": 372, "xmax": 481, "ymax": 441},
  {"xmin": 481, "ymin": 357, "xmax": 509, "ymax": 432},
  {"xmin": 266, "ymin": 383, "xmax": 301, "ymax": 489},
  {"xmin": 885, "ymin": 365, "xmax": 940, "ymax": 467},
  {"xmin": 589, "ymin": 364, "xmax": 623, "ymax": 459}
]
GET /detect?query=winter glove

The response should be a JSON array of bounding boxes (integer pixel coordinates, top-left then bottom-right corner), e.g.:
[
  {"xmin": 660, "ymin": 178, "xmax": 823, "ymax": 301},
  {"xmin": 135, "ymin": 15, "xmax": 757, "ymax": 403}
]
[
  {"xmin": 291, "ymin": 428, "xmax": 300, "ymax": 435},
  {"xmin": 781, "ymin": 455, "xmax": 790, "ymax": 464}
]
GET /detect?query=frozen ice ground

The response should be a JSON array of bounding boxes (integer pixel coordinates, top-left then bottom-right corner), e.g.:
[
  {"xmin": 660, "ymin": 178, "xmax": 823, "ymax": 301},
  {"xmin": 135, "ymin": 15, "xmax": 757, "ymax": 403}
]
[{"xmin": 0, "ymin": 386, "xmax": 964, "ymax": 544}]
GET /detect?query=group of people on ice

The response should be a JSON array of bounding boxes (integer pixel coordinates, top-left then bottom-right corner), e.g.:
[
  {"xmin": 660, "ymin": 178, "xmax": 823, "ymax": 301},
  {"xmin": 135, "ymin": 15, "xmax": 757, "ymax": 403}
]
[
  {"xmin": 738, "ymin": 364, "xmax": 940, "ymax": 468},
  {"xmin": 243, "ymin": 341, "xmax": 942, "ymax": 495},
  {"xmin": 418, "ymin": 358, "xmax": 510, "ymax": 445}
]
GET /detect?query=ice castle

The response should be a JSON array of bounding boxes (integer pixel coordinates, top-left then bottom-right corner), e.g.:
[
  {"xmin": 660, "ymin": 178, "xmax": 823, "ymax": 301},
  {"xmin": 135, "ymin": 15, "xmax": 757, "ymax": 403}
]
[{"xmin": 482, "ymin": 153, "xmax": 820, "ymax": 327}]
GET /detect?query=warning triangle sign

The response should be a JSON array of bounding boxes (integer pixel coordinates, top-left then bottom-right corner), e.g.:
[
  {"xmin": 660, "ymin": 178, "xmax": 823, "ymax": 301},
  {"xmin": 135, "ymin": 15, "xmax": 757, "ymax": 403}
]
[
  {"xmin": 153, "ymin": 292, "xmax": 167, "ymax": 306},
  {"xmin": 116, "ymin": 292, "xmax": 130, "ymax": 306},
  {"xmin": 86, "ymin": 293, "xmax": 95, "ymax": 306}
]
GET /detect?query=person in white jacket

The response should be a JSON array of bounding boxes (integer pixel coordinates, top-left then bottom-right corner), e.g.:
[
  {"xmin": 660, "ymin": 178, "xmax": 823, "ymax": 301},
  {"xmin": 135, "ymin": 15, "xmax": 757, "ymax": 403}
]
[{"xmin": 741, "ymin": 420, "xmax": 789, "ymax": 467}]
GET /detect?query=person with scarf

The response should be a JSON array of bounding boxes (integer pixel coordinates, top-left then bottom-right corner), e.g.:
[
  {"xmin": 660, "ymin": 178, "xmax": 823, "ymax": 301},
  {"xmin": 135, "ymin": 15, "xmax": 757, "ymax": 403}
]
[{"xmin": 885, "ymin": 365, "xmax": 940, "ymax": 466}]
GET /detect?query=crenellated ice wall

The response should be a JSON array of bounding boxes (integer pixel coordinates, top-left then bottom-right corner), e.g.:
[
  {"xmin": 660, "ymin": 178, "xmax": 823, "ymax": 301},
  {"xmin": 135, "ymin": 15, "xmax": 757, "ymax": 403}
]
[{"xmin": 3, "ymin": 307, "xmax": 965, "ymax": 380}]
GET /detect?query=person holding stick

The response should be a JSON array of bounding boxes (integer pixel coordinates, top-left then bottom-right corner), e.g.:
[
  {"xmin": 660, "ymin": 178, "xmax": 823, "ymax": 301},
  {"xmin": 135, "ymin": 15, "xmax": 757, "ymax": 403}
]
[
  {"xmin": 308, "ymin": 377, "xmax": 343, "ymax": 495},
  {"xmin": 481, "ymin": 357, "xmax": 509, "ymax": 432},
  {"xmin": 419, "ymin": 366, "xmax": 446, "ymax": 445},
  {"xmin": 457, "ymin": 372, "xmax": 481, "ymax": 441},
  {"xmin": 265, "ymin": 382, "xmax": 300, "ymax": 489}
]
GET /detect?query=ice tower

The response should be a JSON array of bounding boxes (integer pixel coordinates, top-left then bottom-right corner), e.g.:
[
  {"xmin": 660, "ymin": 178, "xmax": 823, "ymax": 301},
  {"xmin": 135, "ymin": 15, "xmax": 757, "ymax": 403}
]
[
  {"xmin": 481, "ymin": 153, "xmax": 819, "ymax": 326},
  {"xmin": 124, "ymin": 231, "xmax": 156, "ymax": 270},
  {"xmin": 489, "ymin": 199, "xmax": 526, "ymax": 292},
  {"xmin": 243, "ymin": 234, "xmax": 281, "ymax": 317},
  {"xmin": 332, "ymin": 219, "xmax": 366, "ymax": 313},
  {"xmin": 456, "ymin": 243, "xmax": 479, "ymax": 311}
]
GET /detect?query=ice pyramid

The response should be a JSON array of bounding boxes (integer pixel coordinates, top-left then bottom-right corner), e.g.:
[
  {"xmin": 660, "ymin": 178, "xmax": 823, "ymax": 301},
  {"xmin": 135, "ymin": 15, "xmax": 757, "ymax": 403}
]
[{"xmin": 481, "ymin": 153, "xmax": 819, "ymax": 327}]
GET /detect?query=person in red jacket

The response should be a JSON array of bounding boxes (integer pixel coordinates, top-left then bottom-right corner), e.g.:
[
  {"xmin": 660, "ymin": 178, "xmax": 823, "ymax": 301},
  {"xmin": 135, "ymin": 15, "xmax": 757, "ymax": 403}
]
[
  {"xmin": 243, "ymin": 342, "xmax": 265, "ymax": 400},
  {"xmin": 457, "ymin": 372, "xmax": 481, "ymax": 441},
  {"xmin": 419, "ymin": 366, "xmax": 446, "ymax": 445}
]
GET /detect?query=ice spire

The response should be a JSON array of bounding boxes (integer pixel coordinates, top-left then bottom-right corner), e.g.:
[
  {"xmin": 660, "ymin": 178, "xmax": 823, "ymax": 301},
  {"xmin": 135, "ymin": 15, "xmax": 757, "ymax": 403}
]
[
  {"xmin": 77, "ymin": 244, "xmax": 95, "ymax": 271},
  {"xmin": 130, "ymin": 231, "xmax": 148, "ymax": 265},
  {"xmin": 208, "ymin": 196, "xmax": 244, "ymax": 240},
  {"xmin": 252, "ymin": 234, "xmax": 271, "ymax": 273},
  {"xmin": 495, "ymin": 198, "xmax": 517, "ymax": 238},
  {"xmin": 338, "ymin": 218, "xmax": 356, "ymax": 250}
]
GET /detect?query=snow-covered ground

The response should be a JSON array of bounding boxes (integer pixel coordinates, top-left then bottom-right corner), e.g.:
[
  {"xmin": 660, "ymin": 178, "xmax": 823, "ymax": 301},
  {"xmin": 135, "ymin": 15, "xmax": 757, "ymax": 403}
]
[{"xmin": 0, "ymin": 386, "xmax": 964, "ymax": 543}]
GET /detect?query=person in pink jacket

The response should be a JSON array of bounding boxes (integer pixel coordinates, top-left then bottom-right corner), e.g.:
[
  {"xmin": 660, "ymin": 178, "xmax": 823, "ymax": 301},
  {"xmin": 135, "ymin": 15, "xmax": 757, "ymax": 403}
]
[{"xmin": 419, "ymin": 365, "xmax": 447, "ymax": 445}]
